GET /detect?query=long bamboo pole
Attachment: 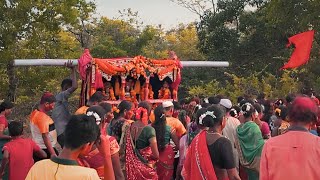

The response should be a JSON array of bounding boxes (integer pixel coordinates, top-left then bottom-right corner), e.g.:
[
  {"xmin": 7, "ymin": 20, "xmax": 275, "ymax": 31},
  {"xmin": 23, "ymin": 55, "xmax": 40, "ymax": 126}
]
[{"xmin": 13, "ymin": 59, "xmax": 229, "ymax": 67}]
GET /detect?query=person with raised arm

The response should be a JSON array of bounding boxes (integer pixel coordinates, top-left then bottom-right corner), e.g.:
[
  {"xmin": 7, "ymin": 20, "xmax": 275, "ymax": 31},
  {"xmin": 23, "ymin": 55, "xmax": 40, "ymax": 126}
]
[{"xmin": 52, "ymin": 60, "xmax": 78, "ymax": 147}]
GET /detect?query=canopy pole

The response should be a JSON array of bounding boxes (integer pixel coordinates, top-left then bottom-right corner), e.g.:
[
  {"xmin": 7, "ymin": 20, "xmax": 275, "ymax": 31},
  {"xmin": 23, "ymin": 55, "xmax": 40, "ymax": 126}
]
[{"xmin": 13, "ymin": 59, "xmax": 229, "ymax": 67}]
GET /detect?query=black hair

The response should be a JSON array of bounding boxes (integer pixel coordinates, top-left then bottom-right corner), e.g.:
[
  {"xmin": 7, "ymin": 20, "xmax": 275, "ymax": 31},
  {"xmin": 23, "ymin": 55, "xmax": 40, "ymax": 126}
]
[
  {"xmin": 0, "ymin": 100, "xmax": 14, "ymax": 113},
  {"xmin": 40, "ymin": 92, "xmax": 56, "ymax": 104},
  {"xmin": 96, "ymin": 88, "xmax": 104, "ymax": 92},
  {"xmin": 253, "ymin": 103, "xmax": 263, "ymax": 114},
  {"xmin": 114, "ymin": 100, "xmax": 132, "ymax": 119},
  {"xmin": 257, "ymin": 93, "xmax": 265, "ymax": 100},
  {"xmin": 64, "ymin": 115, "xmax": 100, "ymax": 150},
  {"xmin": 99, "ymin": 102, "xmax": 112, "ymax": 113},
  {"xmin": 208, "ymin": 96, "xmax": 220, "ymax": 105},
  {"xmin": 173, "ymin": 101, "xmax": 181, "ymax": 110},
  {"xmin": 237, "ymin": 96, "xmax": 245, "ymax": 104},
  {"xmin": 201, "ymin": 103, "xmax": 211, "ymax": 108},
  {"xmin": 195, "ymin": 108, "xmax": 207, "ymax": 126},
  {"xmin": 241, "ymin": 103, "xmax": 255, "ymax": 118},
  {"xmin": 199, "ymin": 105, "xmax": 225, "ymax": 127},
  {"xmin": 230, "ymin": 106, "xmax": 240, "ymax": 118},
  {"xmin": 286, "ymin": 93, "xmax": 296, "ymax": 104},
  {"xmin": 0, "ymin": 106, "xmax": 4, "ymax": 114},
  {"xmin": 138, "ymin": 101, "xmax": 151, "ymax": 115},
  {"xmin": 178, "ymin": 110, "xmax": 188, "ymax": 129},
  {"xmin": 240, "ymin": 99, "xmax": 255, "ymax": 107},
  {"xmin": 86, "ymin": 105, "xmax": 106, "ymax": 124},
  {"xmin": 89, "ymin": 91, "xmax": 104, "ymax": 103},
  {"xmin": 215, "ymin": 95, "xmax": 225, "ymax": 100},
  {"xmin": 191, "ymin": 104, "xmax": 203, "ymax": 122},
  {"xmin": 152, "ymin": 105, "xmax": 166, "ymax": 152},
  {"xmin": 61, "ymin": 78, "xmax": 72, "ymax": 90},
  {"xmin": 280, "ymin": 106, "xmax": 288, "ymax": 120},
  {"xmin": 179, "ymin": 98, "xmax": 188, "ymax": 106},
  {"xmin": 275, "ymin": 99, "xmax": 285, "ymax": 107},
  {"xmin": 8, "ymin": 121, "xmax": 23, "ymax": 136}
]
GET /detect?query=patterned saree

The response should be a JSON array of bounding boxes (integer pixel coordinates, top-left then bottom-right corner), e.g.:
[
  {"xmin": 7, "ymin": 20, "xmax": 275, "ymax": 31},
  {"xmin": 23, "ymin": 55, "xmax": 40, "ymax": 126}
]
[
  {"xmin": 182, "ymin": 130, "xmax": 217, "ymax": 180},
  {"xmin": 156, "ymin": 144, "xmax": 175, "ymax": 180},
  {"xmin": 123, "ymin": 124, "xmax": 158, "ymax": 180}
]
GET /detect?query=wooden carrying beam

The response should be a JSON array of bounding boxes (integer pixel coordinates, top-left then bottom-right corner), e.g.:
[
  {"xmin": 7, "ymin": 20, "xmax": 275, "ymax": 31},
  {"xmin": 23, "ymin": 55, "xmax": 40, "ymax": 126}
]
[{"xmin": 13, "ymin": 59, "xmax": 229, "ymax": 67}]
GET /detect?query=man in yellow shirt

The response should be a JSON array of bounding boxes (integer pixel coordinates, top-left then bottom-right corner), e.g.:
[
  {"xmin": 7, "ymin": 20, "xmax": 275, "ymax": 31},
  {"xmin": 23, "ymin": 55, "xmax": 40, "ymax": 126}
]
[
  {"xmin": 26, "ymin": 115, "xmax": 115, "ymax": 180},
  {"xmin": 162, "ymin": 101, "xmax": 186, "ymax": 138}
]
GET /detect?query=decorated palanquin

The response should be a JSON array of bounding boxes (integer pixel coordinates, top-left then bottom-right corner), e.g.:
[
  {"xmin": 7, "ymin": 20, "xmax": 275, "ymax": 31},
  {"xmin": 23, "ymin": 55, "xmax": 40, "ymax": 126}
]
[{"xmin": 78, "ymin": 49, "xmax": 182, "ymax": 106}]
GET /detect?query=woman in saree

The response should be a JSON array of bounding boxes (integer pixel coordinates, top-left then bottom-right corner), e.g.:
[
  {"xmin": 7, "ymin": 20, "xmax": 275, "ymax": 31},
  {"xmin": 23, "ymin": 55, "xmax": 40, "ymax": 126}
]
[
  {"xmin": 182, "ymin": 105, "xmax": 240, "ymax": 180},
  {"xmin": 121, "ymin": 101, "xmax": 159, "ymax": 180},
  {"xmin": 78, "ymin": 105, "xmax": 124, "ymax": 180},
  {"xmin": 253, "ymin": 103, "xmax": 271, "ymax": 140},
  {"xmin": 176, "ymin": 107, "xmax": 207, "ymax": 179},
  {"xmin": 152, "ymin": 105, "xmax": 179, "ymax": 180},
  {"xmin": 109, "ymin": 100, "xmax": 134, "ymax": 143},
  {"xmin": 236, "ymin": 102, "xmax": 265, "ymax": 180}
]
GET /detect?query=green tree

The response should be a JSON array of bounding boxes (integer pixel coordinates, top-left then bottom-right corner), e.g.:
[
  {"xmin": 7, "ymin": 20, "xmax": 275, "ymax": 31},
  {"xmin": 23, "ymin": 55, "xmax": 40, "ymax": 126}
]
[
  {"xmin": 166, "ymin": 24, "xmax": 206, "ymax": 60},
  {"xmin": 0, "ymin": 0, "xmax": 95, "ymax": 101},
  {"xmin": 91, "ymin": 17, "xmax": 140, "ymax": 58},
  {"xmin": 173, "ymin": 0, "xmax": 320, "ymax": 96}
]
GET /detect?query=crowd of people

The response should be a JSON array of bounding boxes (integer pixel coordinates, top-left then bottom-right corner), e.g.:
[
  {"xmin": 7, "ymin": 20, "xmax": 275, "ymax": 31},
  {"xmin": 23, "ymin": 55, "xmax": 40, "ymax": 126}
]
[{"xmin": 0, "ymin": 65, "xmax": 320, "ymax": 180}]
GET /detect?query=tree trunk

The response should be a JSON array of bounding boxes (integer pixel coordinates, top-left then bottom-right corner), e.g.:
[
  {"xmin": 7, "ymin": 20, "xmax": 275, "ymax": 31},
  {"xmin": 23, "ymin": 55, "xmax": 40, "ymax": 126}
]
[{"xmin": 7, "ymin": 60, "xmax": 16, "ymax": 102}]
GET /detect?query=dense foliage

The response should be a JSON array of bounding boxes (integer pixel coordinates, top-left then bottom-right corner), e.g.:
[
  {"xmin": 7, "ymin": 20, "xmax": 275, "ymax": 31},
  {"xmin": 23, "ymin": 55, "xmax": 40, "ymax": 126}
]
[{"xmin": 0, "ymin": 0, "xmax": 319, "ymax": 119}]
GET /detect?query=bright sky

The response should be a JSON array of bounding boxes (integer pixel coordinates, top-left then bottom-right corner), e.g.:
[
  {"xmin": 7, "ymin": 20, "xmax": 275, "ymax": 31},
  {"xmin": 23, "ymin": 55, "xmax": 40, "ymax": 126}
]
[{"xmin": 94, "ymin": 0, "xmax": 201, "ymax": 29}]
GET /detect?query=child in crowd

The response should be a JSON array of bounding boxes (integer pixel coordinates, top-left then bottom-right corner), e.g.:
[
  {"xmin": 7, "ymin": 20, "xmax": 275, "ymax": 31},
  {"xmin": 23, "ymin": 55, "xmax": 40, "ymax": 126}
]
[
  {"xmin": 26, "ymin": 115, "xmax": 115, "ymax": 180},
  {"xmin": 0, "ymin": 121, "xmax": 46, "ymax": 180}
]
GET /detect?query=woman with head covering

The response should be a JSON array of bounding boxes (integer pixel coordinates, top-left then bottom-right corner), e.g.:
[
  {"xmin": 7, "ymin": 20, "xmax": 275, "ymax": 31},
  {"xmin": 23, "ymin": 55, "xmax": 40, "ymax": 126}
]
[
  {"xmin": 121, "ymin": 101, "xmax": 159, "ymax": 180},
  {"xmin": 182, "ymin": 105, "xmax": 240, "ymax": 180},
  {"xmin": 78, "ymin": 105, "xmax": 124, "ymax": 180},
  {"xmin": 235, "ymin": 102, "xmax": 264, "ymax": 180},
  {"xmin": 152, "ymin": 105, "xmax": 179, "ymax": 179}
]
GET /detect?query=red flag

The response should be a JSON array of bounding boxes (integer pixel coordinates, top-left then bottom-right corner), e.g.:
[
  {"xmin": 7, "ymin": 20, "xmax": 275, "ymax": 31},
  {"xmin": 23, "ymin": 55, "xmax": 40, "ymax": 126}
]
[{"xmin": 281, "ymin": 30, "xmax": 315, "ymax": 70}]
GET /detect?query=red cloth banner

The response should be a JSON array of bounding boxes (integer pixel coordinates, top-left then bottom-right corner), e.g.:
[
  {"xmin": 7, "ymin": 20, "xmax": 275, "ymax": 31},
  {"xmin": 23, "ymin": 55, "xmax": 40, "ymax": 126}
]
[{"xmin": 281, "ymin": 30, "xmax": 315, "ymax": 70}]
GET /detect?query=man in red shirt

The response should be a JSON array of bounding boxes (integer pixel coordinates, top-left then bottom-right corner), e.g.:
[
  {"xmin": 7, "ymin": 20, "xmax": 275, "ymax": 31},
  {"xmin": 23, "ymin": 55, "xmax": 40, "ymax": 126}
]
[
  {"xmin": 260, "ymin": 96, "xmax": 320, "ymax": 180},
  {"xmin": 0, "ymin": 121, "xmax": 46, "ymax": 180}
]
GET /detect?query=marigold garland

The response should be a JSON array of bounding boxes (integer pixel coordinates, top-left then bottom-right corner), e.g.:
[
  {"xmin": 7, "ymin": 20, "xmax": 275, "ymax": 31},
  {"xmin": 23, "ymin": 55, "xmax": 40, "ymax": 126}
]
[{"xmin": 94, "ymin": 56, "xmax": 180, "ymax": 78}]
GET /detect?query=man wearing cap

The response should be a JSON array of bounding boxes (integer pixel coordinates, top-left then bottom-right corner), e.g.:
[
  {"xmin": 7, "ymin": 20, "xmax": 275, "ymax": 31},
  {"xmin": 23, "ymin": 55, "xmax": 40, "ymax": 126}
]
[
  {"xmin": 163, "ymin": 101, "xmax": 186, "ymax": 180},
  {"xmin": 30, "ymin": 92, "xmax": 58, "ymax": 161},
  {"xmin": 219, "ymin": 98, "xmax": 240, "ymax": 172},
  {"xmin": 260, "ymin": 96, "xmax": 320, "ymax": 180},
  {"xmin": 162, "ymin": 101, "xmax": 186, "ymax": 138}
]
